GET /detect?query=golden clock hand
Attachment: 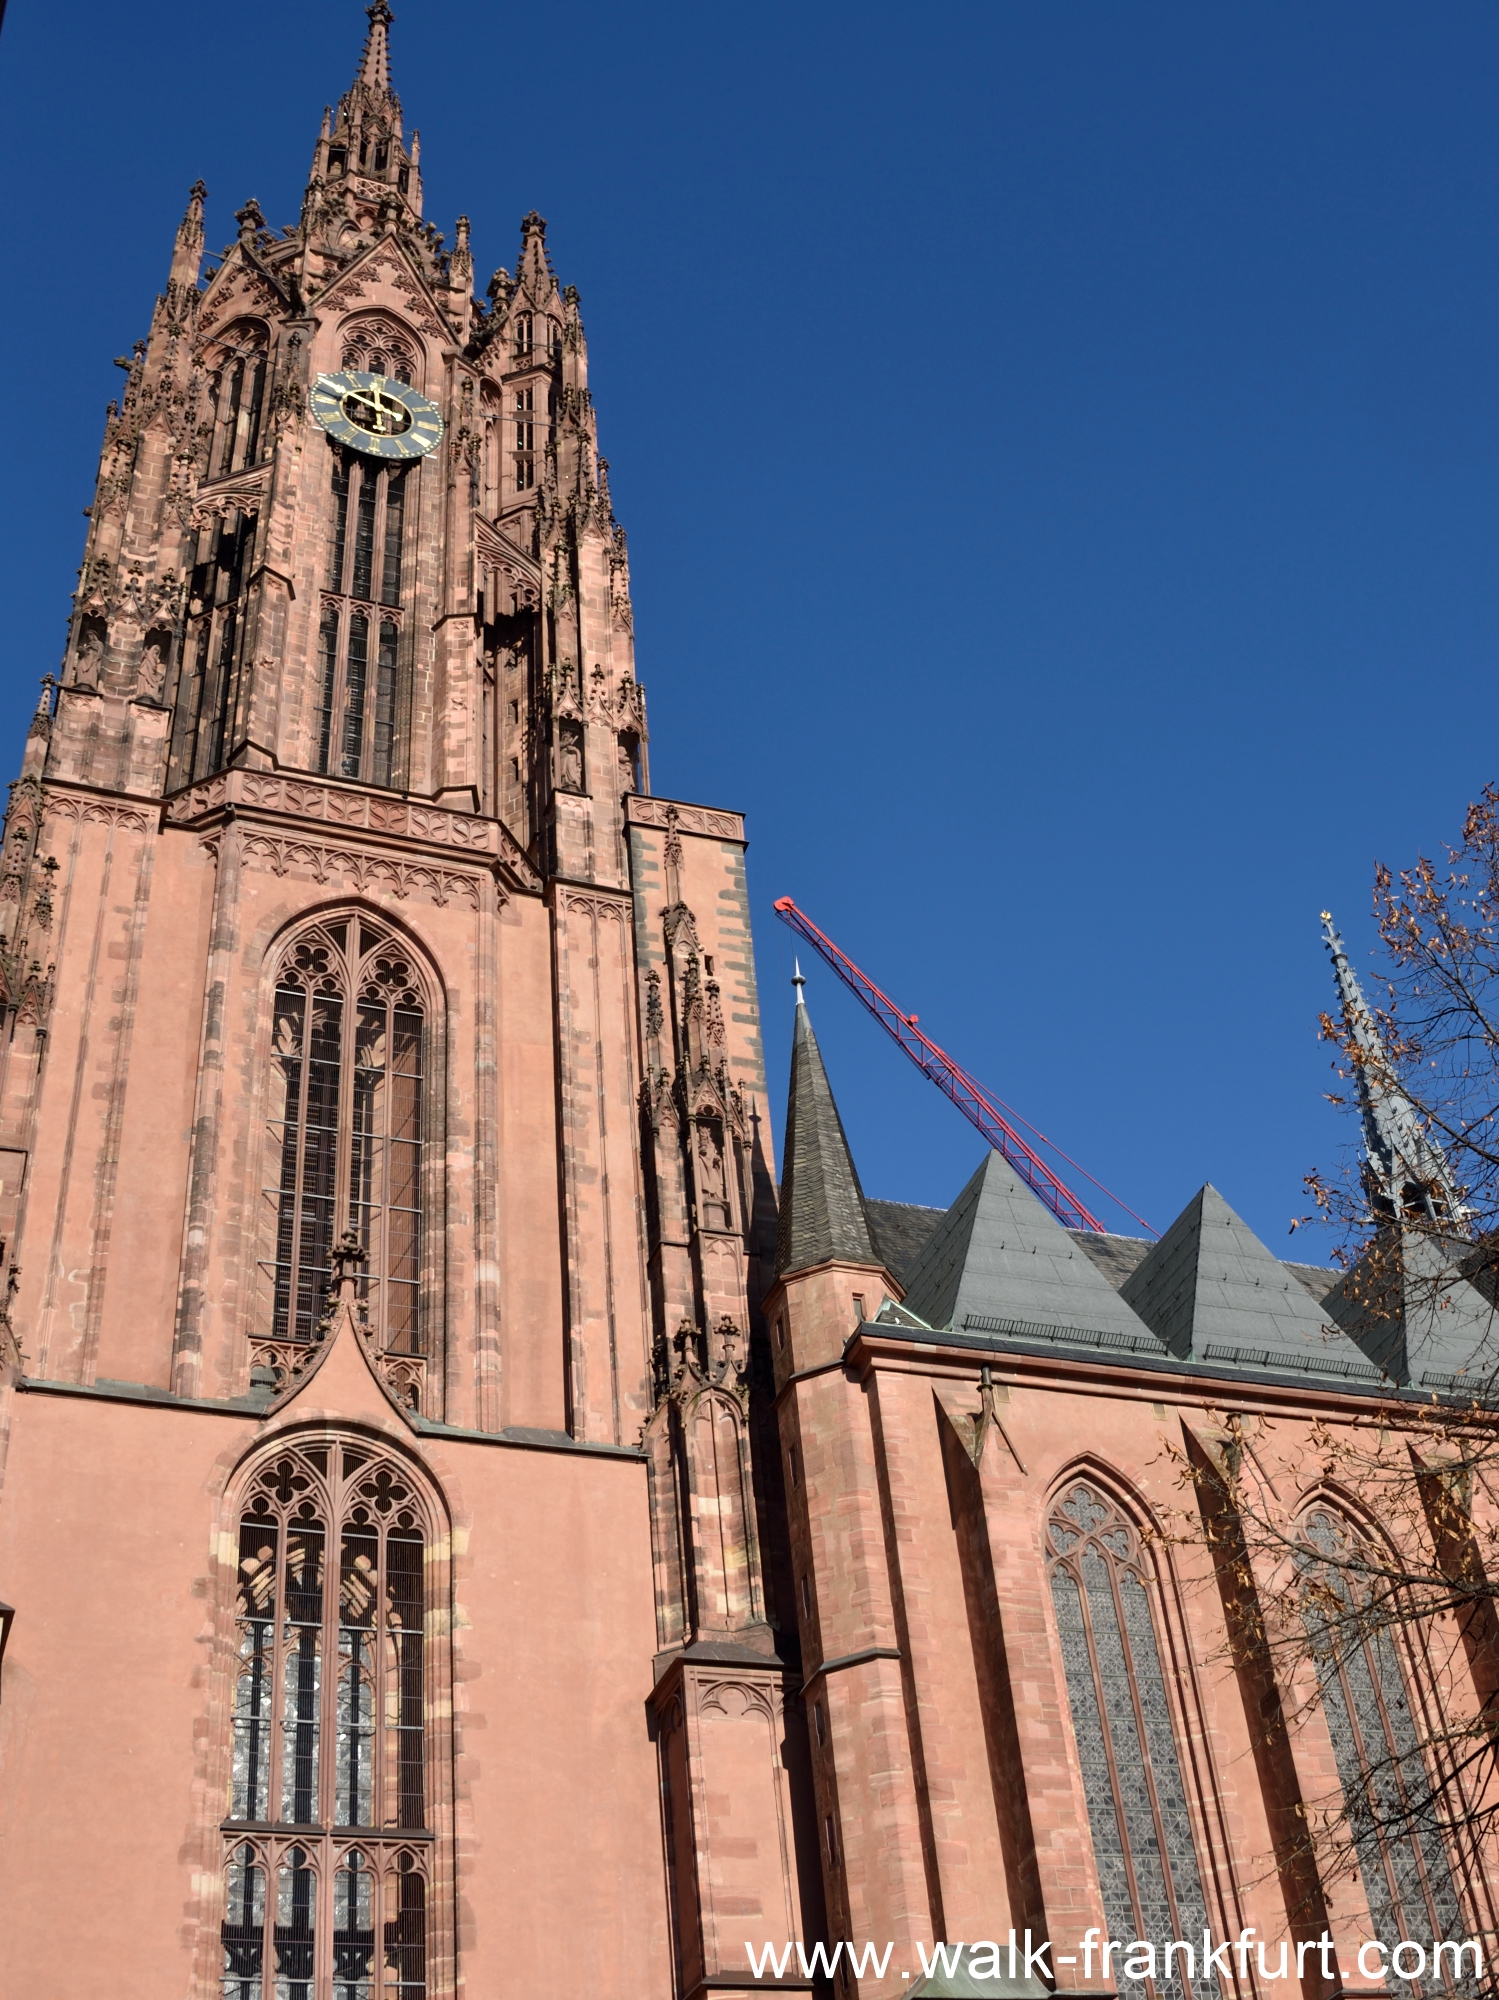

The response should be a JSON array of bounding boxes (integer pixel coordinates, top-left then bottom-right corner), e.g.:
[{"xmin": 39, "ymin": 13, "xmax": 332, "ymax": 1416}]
[{"xmin": 342, "ymin": 387, "xmax": 389, "ymax": 434}]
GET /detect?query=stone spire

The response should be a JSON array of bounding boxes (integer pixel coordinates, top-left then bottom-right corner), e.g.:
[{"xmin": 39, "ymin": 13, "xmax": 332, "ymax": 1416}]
[
  {"xmin": 1321, "ymin": 911, "xmax": 1464, "ymax": 1226},
  {"xmin": 775, "ymin": 981, "xmax": 878, "ymax": 1277},
  {"xmin": 168, "ymin": 180, "xmax": 206, "ymax": 291},
  {"xmin": 357, "ymin": 0, "xmax": 394, "ymax": 92},
  {"xmin": 301, "ymin": 0, "xmax": 421, "ymax": 229}
]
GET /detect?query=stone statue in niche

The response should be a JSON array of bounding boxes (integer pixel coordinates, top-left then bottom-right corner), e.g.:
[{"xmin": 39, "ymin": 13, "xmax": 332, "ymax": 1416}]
[
  {"xmin": 557, "ymin": 719, "xmax": 584, "ymax": 794},
  {"xmin": 696, "ymin": 1121, "xmax": 731, "ymax": 1229},
  {"xmin": 137, "ymin": 641, "xmax": 166, "ymax": 700},
  {"xmin": 73, "ymin": 626, "xmax": 104, "ymax": 689}
]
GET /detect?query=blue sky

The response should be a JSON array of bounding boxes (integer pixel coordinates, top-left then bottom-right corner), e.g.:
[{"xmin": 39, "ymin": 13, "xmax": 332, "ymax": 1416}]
[{"xmin": 3, "ymin": 1, "xmax": 1497, "ymax": 1259}]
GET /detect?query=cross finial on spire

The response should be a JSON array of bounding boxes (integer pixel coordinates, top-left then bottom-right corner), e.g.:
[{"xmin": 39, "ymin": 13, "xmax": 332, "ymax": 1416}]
[
  {"xmin": 358, "ymin": 0, "xmax": 394, "ymax": 91},
  {"xmin": 1320, "ymin": 910, "xmax": 1465, "ymax": 1229}
]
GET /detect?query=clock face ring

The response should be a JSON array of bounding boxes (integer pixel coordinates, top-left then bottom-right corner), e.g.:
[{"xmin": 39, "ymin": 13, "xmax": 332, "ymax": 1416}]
[{"xmin": 309, "ymin": 370, "xmax": 444, "ymax": 460}]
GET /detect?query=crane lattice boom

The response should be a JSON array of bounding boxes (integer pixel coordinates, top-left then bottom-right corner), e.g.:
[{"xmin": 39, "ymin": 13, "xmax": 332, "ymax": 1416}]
[{"xmin": 773, "ymin": 897, "xmax": 1107, "ymax": 1235}]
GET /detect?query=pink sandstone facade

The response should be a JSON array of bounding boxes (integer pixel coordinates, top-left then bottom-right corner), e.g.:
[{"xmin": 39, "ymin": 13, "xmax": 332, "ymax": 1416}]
[{"xmin": 0, "ymin": 10, "xmax": 1496, "ymax": 1998}]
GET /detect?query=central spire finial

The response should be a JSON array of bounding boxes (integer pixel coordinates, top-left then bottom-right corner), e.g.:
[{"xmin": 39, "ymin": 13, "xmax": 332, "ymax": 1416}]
[
  {"xmin": 358, "ymin": 0, "xmax": 395, "ymax": 91},
  {"xmin": 791, "ymin": 958, "xmax": 806, "ymax": 1007}
]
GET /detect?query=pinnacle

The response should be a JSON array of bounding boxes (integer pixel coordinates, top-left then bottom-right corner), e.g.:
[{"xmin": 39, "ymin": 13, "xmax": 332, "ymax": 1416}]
[{"xmin": 358, "ymin": 0, "xmax": 395, "ymax": 92}]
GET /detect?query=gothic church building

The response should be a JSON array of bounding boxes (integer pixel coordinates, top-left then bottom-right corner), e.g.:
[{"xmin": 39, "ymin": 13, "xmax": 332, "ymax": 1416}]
[{"xmin": 1, "ymin": 11, "xmax": 1497, "ymax": 1999}]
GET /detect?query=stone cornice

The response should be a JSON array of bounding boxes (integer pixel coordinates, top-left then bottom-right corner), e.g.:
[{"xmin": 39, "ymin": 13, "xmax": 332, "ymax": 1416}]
[
  {"xmin": 626, "ymin": 793, "xmax": 745, "ymax": 844},
  {"xmin": 842, "ymin": 1323, "xmax": 1428, "ymax": 1420},
  {"xmin": 161, "ymin": 769, "xmax": 541, "ymax": 891}
]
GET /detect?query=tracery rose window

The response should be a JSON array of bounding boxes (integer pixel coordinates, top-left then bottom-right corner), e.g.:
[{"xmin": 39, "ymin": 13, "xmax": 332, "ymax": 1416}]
[
  {"xmin": 1048, "ymin": 1480, "xmax": 1215, "ymax": 1992},
  {"xmin": 222, "ymin": 1441, "xmax": 431, "ymax": 1999},
  {"xmin": 262, "ymin": 920, "xmax": 425, "ymax": 1355}
]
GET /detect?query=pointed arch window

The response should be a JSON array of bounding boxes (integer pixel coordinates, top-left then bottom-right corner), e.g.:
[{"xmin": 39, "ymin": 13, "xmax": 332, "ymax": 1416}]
[
  {"xmin": 261, "ymin": 920, "xmax": 426, "ymax": 1364},
  {"xmin": 319, "ymin": 447, "xmax": 409, "ymax": 786},
  {"xmin": 1300, "ymin": 1509, "xmax": 1469, "ymax": 1968},
  {"xmin": 171, "ymin": 506, "xmax": 257, "ymax": 785},
  {"xmin": 208, "ymin": 324, "xmax": 270, "ymax": 480},
  {"xmin": 1048, "ymin": 1481, "xmax": 1215, "ymax": 1993},
  {"xmin": 221, "ymin": 1440, "xmax": 438, "ymax": 2000}
]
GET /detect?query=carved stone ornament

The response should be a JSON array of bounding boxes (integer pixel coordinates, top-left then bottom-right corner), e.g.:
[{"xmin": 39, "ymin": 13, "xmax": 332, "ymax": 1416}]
[
  {"xmin": 224, "ymin": 831, "xmax": 487, "ymax": 911},
  {"xmin": 627, "ymin": 794, "xmax": 743, "ymax": 842},
  {"xmin": 165, "ymin": 769, "xmax": 541, "ymax": 890}
]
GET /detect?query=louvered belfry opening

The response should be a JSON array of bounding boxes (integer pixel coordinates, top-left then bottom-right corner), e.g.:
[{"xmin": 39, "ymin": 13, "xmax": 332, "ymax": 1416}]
[{"xmin": 318, "ymin": 446, "xmax": 409, "ymax": 788}]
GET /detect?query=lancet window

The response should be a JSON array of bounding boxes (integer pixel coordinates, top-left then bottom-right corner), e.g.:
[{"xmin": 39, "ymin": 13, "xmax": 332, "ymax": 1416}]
[
  {"xmin": 171, "ymin": 505, "xmax": 257, "ymax": 784},
  {"xmin": 1048, "ymin": 1481, "xmax": 1215, "ymax": 1992},
  {"xmin": 221, "ymin": 1440, "xmax": 435, "ymax": 2000},
  {"xmin": 207, "ymin": 324, "xmax": 270, "ymax": 480},
  {"xmin": 1300, "ymin": 1509, "xmax": 1469, "ymax": 1969},
  {"xmin": 261, "ymin": 920, "xmax": 425, "ymax": 1359},
  {"xmin": 513, "ymin": 387, "xmax": 535, "ymax": 490},
  {"xmin": 318, "ymin": 449, "xmax": 408, "ymax": 785}
]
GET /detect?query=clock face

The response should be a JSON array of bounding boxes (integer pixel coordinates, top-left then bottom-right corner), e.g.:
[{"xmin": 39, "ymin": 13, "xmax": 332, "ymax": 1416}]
[{"xmin": 309, "ymin": 370, "xmax": 444, "ymax": 460}]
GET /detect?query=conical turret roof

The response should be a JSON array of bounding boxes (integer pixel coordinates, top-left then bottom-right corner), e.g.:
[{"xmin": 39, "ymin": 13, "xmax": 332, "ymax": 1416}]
[{"xmin": 775, "ymin": 992, "xmax": 880, "ymax": 1278}]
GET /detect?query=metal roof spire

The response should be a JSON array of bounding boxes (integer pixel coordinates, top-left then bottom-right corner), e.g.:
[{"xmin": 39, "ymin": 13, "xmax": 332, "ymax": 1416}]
[
  {"xmin": 1320, "ymin": 910, "xmax": 1464, "ymax": 1227},
  {"xmin": 775, "ymin": 988, "xmax": 879, "ymax": 1277},
  {"xmin": 791, "ymin": 958, "xmax": 806, "ymax": 1007}
]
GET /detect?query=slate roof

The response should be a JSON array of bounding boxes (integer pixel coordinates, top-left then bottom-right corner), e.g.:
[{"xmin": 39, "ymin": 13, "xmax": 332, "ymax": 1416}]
[
  {"xmin": 1325, "ymin": 1225, "xmax": 1499, "ymax": 1394},
  {"xmin": 774, "ymin": 1000, "xmax": 880, "ymax": 1278},
  {"xmin": 900, "ymin": 1152, "xmax": 1168, "ymax": 1359},
  {"xmin": 867, "ymin": 1201, "xmax": 1335, "ymax": 1306},
  {"xmin": 1071, "ymin": 1230, "xmax": 1153, "ymax": 1289},
  {"xmin": 1119, "ymin": 1184, "xmax": 1385, "ymax": 1386},
  {"xmin": 865, "ymin": 1199, "xmax": 945, "ymax": 1285}
]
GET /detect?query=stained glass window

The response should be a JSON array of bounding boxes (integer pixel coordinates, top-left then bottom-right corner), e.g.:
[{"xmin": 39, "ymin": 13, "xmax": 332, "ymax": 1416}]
[
  {"xmin": 222, "ymin": 1442, "xmax": 432, "ymax": 2000},
  {"xmin": 1048, "ymin": 1480, "xmax": 1216, "ymax": 1994},
  {"xmin": 1301, "ymin": 1510, "xmax": 1469, "ymax": 1980}
]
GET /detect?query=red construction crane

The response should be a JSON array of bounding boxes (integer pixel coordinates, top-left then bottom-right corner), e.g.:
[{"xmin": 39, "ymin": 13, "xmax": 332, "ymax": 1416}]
[{"xmin": 773, "ymin": 897, "xmax": 1156, "ymax": 1238}]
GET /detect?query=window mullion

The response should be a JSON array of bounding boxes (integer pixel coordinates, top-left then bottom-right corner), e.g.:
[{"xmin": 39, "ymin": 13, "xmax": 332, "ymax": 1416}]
[
  {"xmin": 269, "ymin": 1507, "xmax": 290, "ymax": 1835},
  {"xmin": 1112, "ymin": 1556, "xmax": 1189, "ymax": 1954},
  {"xmin": 1071, "ymin": 1551, "xmax": 1151, "ymax": 1945},
  {"xmin": 289, "ymin": 980, "xmax": 316, "ymax": 1341},
  {"xmin": 322, "ymin": 1488, "xmax": 340, "ymax": 1842},
  {"xmin": 367, "ymin": 477, "xmax": 388, "ymax": 771},
  {"xmin": 335, "ymin": 963, "xmax": 356, "ymax": 1257},
  {"xmin": 374, "ymin": 1516, "xmax": 389, "ymax": 1831}
]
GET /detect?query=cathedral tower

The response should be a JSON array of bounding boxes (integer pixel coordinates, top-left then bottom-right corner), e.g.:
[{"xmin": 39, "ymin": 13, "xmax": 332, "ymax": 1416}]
[{"xmin": 0, "ymin": 11, "xmax": 816, "ymax": 1995}]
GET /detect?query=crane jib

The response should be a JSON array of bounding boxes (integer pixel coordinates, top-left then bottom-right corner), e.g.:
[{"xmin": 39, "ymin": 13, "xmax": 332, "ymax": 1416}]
[{"xmin": 772, "ymin": 897, "xmax": 1156, "ymax": 1238}]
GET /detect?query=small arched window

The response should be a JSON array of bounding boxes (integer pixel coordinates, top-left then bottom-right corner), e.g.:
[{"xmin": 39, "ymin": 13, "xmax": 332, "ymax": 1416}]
[
  {"xmin": 1300, "ymin": 1509, "xmax": 1468, "ymax": 1961},
  {"xmin": 260, "ymin": 920, "xmax": 426, "ymax": 1364},
  {"xmin": 1048, "ymin": 1480, "xmax": 1215, "ymax": 1991},
  {"xmin": 221, "ymin": 1439, "xmax": 436, "ymax": 1999}
]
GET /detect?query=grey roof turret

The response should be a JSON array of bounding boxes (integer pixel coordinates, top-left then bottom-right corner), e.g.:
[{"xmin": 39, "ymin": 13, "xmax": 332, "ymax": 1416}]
[
  {"xmin": 1325, "ymin": 1226, "xmax": 1499, "ymax": 1394},
  {"xmin": 901, "ymin": 1152, "xmax": 1166, "ymax": 1359},
  {"xmin": 775, "ymin": 985, "xmax": 881, "ymax": 1278},
  {"xmin": 1121, "ymin": 1184, "xmax": 1385, "ymax": 1385}
]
